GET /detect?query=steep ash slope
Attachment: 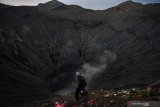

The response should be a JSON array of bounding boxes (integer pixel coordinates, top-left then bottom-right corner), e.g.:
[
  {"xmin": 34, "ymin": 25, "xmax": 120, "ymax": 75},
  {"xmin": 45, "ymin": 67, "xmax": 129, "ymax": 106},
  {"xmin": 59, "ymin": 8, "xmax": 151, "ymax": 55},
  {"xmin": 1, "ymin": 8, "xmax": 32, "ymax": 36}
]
[{"xmin": 0, "ymin": 0, "xmax": 160, "ymax": 104}]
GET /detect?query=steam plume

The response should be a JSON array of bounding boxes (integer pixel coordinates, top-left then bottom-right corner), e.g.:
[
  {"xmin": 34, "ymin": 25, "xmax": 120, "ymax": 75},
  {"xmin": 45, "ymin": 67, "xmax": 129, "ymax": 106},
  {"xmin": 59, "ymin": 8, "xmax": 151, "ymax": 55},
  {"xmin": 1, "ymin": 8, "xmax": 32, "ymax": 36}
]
[{"xmin": 55, "ymin": 50, "xmax": 117, "ymax": 95}]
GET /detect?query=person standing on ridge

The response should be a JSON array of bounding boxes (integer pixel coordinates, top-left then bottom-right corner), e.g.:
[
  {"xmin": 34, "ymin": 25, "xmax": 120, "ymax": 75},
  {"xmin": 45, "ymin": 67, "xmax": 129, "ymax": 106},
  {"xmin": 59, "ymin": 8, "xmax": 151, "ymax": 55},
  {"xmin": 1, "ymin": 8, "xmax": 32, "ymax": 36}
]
[{"xmin": 75, "ymin": 72, "xmax": 88, "ymax": 102}]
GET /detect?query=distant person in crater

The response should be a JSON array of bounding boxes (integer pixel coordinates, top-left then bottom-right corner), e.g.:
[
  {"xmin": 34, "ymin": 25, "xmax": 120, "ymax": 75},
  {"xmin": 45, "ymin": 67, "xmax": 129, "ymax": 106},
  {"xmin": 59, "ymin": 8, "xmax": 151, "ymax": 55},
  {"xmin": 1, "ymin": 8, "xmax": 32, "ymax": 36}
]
[{"xmin": 75, "ymin": 72, "xmax": 88, "ymax": 101}]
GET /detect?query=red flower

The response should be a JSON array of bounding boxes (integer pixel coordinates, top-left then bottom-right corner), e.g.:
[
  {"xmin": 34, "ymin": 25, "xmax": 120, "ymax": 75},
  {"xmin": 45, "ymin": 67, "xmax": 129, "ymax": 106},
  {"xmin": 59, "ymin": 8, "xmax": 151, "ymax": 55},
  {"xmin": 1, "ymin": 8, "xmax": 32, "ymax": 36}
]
[
  {"xmin": 87, "ymin": 99, "xmax": 96, "ymax": 106},
  {"xmin": 55, "ymin": 102, "xmax": 65, "ymax": 107}
]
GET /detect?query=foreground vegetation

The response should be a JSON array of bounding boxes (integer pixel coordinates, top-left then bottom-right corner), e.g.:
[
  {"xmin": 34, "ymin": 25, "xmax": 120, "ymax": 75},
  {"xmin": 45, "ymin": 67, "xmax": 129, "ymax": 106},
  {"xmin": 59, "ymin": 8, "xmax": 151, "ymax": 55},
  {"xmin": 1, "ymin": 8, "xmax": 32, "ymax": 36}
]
[{"xmin": 18, "ymin": 87, "xmax": 160, "ymax": 107}]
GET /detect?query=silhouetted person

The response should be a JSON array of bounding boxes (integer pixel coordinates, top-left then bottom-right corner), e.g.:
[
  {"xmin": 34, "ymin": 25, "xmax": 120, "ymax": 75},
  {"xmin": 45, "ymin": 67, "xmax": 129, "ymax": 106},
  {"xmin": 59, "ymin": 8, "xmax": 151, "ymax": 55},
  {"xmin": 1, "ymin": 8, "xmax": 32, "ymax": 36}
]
[{"xmin": 75, "ymin": 72, "xmax": 88, "ymax": 101}]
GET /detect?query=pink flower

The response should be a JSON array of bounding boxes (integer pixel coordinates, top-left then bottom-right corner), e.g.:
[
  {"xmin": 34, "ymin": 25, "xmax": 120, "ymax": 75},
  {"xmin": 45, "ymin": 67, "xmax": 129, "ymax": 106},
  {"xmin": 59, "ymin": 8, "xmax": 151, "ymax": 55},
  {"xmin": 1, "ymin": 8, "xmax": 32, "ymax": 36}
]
[{"xmin": 87, "ymin": 99, "xmax": 96, "ymax": 106}]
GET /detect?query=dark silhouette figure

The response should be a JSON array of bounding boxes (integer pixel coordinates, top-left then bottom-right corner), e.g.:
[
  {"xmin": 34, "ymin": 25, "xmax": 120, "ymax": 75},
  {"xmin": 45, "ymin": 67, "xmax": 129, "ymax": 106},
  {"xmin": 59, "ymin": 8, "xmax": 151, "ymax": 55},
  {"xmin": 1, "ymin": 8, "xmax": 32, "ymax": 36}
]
[{"xmin": 75, "ymin": 72, "xmax": 88, "ymax": 101}]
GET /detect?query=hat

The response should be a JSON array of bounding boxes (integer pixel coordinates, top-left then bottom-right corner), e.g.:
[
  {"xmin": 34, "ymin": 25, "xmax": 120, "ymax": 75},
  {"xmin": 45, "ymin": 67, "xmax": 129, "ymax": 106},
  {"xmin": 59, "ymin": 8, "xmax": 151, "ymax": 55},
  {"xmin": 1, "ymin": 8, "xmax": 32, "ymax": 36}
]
[{"xmin": 75, "ymin": 72, "xmax": 80, "ymax": 76}]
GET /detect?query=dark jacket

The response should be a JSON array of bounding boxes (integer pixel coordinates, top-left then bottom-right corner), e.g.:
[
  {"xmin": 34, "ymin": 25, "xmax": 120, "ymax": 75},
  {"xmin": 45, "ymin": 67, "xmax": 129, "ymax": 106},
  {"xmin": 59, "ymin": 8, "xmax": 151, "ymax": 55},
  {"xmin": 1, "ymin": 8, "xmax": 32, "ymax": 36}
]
[{"xmin": 77, "ymin": 75, "xmax": 87, "ymax": 89}]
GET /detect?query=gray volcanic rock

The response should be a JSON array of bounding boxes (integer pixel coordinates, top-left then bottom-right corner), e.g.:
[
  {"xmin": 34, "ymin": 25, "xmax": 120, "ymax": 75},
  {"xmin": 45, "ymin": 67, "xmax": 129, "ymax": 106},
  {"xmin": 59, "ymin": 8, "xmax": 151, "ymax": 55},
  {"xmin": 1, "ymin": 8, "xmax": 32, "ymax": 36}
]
[{"xmin": 0, "ymin": 0, "xmax": 160, "ymax": 104}]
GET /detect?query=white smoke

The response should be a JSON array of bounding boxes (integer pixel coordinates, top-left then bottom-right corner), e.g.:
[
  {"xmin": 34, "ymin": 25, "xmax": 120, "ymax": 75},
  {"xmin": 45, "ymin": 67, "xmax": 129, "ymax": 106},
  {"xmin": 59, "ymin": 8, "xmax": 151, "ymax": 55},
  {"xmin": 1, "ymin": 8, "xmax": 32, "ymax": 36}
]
[
  {"xmin": 55, "ymin": 50, "xmax": 117, "ymax": 95},
  {"xmin": 78, "ymin": 50, "xmax": 117, "ymax": 89}
]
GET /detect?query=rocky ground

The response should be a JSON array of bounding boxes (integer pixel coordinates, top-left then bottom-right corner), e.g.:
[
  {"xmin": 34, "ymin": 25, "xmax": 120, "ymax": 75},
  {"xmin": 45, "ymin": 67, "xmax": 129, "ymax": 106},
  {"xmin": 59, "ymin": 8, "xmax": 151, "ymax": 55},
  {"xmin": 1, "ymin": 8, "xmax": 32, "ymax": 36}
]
[{"xmin": 8, "ymin": 87, "xmax": 160, "ymax": 107}]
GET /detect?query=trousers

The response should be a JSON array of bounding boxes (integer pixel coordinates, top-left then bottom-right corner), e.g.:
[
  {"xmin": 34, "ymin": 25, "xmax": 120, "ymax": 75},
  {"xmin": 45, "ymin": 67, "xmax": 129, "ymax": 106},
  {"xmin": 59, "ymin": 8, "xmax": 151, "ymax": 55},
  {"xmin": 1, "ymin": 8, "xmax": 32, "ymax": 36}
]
[{"xmin": 75, "ymin": 87, "xmax": 88, "ymax": 101}]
